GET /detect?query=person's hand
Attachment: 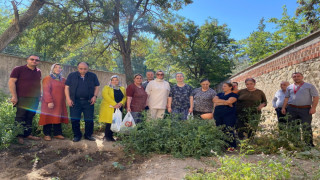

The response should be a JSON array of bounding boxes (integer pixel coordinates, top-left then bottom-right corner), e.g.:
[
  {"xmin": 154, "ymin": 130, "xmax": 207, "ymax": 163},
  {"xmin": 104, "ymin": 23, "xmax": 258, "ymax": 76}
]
[
  {"xmin": 127, "ymin": 108, "xmax": 131, "ymax": 112},
  {"xmin": 90, "ymin": 96, "xmax": 97, "ymax": 105},
  {"xmin": 309, "ymin": 107, "xmax": 316, "ymax": 114},
  {"xmin": 188, "ymin": 107, "xmax": 193, "ymax": 113},
  {"xmin": 281, "ymin": 108, "xmax": 286, "ymax": 115},
  {"xmin": 11, "ymin": 96, "xmax": 18, "ymax": 106},
  {"xmin": 167, "ymin": 107, "xmax": 172, "ymax": 113},
  {"xmin": 228, "ymin": 104, "xmax": 233, "ymax": 107},
  {"xmin": 48, "ymin": 103, "xmax": 54, "ymax": 109},
  {"xmin": 67, "ymin": 98, "xmax": 74, "ymax": 107},
  {"xmin": 257, "ymin": 104, "xmax": 264, "ymax": 111}
]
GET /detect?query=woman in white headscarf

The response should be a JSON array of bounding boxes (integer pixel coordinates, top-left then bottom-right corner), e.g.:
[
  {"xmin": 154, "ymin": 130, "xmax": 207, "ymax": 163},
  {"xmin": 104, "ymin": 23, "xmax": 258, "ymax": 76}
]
[
  {"xmin": 99, "ymin": 75, "xmax": 126, "ymax": 141},
  {"xmin": 39, "ymin": 63, "xmax": 69, "ymax": 141}
]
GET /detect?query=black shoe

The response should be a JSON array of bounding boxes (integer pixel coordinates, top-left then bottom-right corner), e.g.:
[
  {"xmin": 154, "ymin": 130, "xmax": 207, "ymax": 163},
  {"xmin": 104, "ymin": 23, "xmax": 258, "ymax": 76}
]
[
  {"xmin": 84, "ymin": 136, "xmax": 96, "ymax": 141},
  {"xmin": 73, "ymin": 137, "xmax": 81, "ymax": 142},
  {"xmin": 106, "ymin": 137, "xmax": 115, "ymax": 142}
]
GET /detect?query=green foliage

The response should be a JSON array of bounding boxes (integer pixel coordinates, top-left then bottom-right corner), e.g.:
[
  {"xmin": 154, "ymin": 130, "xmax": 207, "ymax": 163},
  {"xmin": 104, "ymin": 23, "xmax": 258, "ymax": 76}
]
[
  {"xmin": 185, "ymin": 153, "xmax": 292, "ymax": 180},
  {"xmin": 116, "ymin": 117, "xmax": 229, "ymax": 158},
  {"xmin": 0, "ymin": 97, "xmax": 23, "ymax": 149},
  {"xmin": 152, "ymin": 18, "xmax": 235, "ymax": 86},
  {"xmin": 296, "ymin": 0, "xmax": 320, "ymax": 32}
]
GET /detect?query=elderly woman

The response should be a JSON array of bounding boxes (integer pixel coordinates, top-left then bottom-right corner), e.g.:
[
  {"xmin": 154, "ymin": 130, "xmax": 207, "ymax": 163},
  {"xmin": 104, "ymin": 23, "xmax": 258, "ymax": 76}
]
[
  {"xmin": 167, "ymin": 73, "xmax": 193, "ymax": 120},
  {"xmin": 213, "ymin": 82, "xmax": 238, "ymax": 149},
  {"xmin": 99, "ymin": 75, "xmax": 126, "ymax": 141},
  {"xmin": 39, "ymin": 63, "xmax": 69, "ymax": 141},
  {"xmin": 126, "ymin": 74, "xmax": 148, "ymax": 123},
  {"xmin": 145, "ymin": 70, "xmax": 170, "ymax": 119},
  {"xmin": 236, "ymin": 78, "xmax": 267, "ymax": 140},
  {"xmin": 192, "ymin": 79, "xmax": 217, "ymax": 119}
]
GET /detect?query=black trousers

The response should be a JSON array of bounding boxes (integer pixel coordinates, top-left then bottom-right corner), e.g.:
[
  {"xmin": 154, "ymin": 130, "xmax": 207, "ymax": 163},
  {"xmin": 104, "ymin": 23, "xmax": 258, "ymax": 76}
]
[
  {"xmin": 43, "ymin": 124, "xmax": 62, "ymax": 136},
  {"xmin": 236, "ymin": 108, "xmax": 261, "ymax": 140},
  {"xmin": 104, "ymin": 123, "xmax": 113, "ymax": 139},
  {"xmin": 275, "ymin": 107, "xmax": 287, "ymax": 132},
  {"xmin": 15, "ymin": 97, "xmax": 39, "ymax": 137},
  {"xmin": 287, "ymin": 106, "xmax": 314, "ymax": 146},
  {"xmin": 70, "ymin": 99, "xmax": 94, "ymax": 138}
]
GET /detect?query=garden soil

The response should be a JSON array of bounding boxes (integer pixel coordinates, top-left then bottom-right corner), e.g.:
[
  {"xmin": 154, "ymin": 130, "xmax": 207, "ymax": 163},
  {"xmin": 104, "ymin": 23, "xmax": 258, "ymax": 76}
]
[{"xmin": 0, "ymin": 133, "xmax": 318, "ymax": 180}]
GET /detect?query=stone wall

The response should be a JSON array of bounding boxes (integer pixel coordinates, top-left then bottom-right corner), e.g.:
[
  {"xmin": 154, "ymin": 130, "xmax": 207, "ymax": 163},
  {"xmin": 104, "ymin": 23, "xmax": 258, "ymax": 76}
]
[
  {"xmin": 0, "ymin": 53, "xmax": 126, "ymax": 97},
  {"xmin": 219, "ymin": 30, "xmax": 320, "ymax": 134}
]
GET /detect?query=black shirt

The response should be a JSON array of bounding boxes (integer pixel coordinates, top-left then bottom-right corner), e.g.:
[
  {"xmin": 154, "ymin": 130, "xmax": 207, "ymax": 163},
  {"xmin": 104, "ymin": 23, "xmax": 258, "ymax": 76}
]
[{"xmin": 75, "ymin": 76, "xmax": 89, "ymax": 99}]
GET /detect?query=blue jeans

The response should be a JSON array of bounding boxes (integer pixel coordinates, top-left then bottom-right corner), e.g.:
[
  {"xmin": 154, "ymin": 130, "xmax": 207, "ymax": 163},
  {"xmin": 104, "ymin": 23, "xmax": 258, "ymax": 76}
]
[
  {"xmin": 172, "ymin": 108, "xmax": 189, "ymax": 120},
  {"xmin": 70, "ymin": 99, "xmax": 94, "ymax": 138}
]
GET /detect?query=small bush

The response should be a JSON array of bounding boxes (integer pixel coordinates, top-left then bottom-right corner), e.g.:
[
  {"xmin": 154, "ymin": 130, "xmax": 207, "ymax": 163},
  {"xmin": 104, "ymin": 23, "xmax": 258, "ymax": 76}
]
[
  {"xmin": 186, "ymin": 154, "xmax": 292, "ymax": 180},
  {"xmin": 116, "ymin": 117, "xmax": 229, "ymax": 158},
  {"xmin": 0, "ymin": 98, "xmax": 23, "ymax": 149}
]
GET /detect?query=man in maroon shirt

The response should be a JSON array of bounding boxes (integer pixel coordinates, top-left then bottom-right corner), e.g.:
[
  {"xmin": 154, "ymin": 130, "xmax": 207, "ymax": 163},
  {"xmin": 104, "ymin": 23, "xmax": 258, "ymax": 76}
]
[{"xmin": 8, "ymin": 55, "xmax": 42, "ymax": 144}]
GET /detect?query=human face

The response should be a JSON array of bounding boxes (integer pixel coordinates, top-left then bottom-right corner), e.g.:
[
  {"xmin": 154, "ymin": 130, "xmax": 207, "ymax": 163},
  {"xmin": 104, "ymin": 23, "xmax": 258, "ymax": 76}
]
[
  {"xmin": 175, "ymin": 74, "xmax": 184, "ymax": 83},
  {"xmin": 156, "ymin": 72, "xmax": 164, "ymax": 79},
  {"xmin": 134, "ymin": 75, "xmax": 143, "ymax": 85},
  {"xmin": 222, "ymin": 83, "xmax": 232, "ymax": 92},
  {"xmin": 146, "ymin": 72, "xmax": 154, "ymax": 81},
  {"xmin": 27, "ymin": 56, "xmax": 40, "ymax": 67},
  {"xmin": 280, "ymin": 82, "xmax": 289, "ymax": 91},
  {"xmin": 232, "ymin": 82, "xmax": 238, "ymax": 90},
  {"xmin": 245, "ymin": 81, "xmax": 256, "ymax": 90},
  {"xmin": 200, "ymin": 80, "xmax": 210, "ymax": 90},
  {"xmin": 111, "ymin": 77, "xmax": 119, "ymax": 86},
  {"xmin": 292, "ymin": 73, "xmax": 304, "ymax": 84},
  {"xmin": 77, "ymin": 63, "xmax": 88, "ymax": 76},
  {"xmin": 53, "ymin": 65, "xmax": 62, "ymax": 74}
]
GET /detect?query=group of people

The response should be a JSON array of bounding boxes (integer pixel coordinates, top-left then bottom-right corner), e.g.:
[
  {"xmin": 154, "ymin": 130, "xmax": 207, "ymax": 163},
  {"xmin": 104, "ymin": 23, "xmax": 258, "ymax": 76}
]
[{"xmin": 8, "ymin": 55, "xmax": 319, "ymax": 149}]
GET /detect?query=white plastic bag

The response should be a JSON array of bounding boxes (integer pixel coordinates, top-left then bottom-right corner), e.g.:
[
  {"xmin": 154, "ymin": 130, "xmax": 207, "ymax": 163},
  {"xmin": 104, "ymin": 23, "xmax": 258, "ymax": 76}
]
[
  {"xmin": 111, "ymin": 108, "xmax": 122, "ymax": 132},
  {"xmin": 120, "ymin": 112, "xmax": 136, "ymax": 133},
  {"xmin": 187, "ymin": 112, "xmax": 193, "ymax": 120}
]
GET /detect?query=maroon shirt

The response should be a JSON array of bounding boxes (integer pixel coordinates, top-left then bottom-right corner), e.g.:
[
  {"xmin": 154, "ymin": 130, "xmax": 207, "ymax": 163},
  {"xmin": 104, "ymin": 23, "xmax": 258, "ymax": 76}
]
[
  {"xmin": 10, "ymin": 65, "xmax": 41, "ymax": 97},
  {"xmin": 126, "ymin": 83, "xmax": 148, "ymax": 112}
]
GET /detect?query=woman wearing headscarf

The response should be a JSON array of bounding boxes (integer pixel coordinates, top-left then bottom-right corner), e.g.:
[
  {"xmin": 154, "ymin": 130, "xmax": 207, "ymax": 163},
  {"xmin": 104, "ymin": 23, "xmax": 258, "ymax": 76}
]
[
  {"xmin": 39, "ymin": 63, "xmax": 69, "ymax": 141},
  {"xmin": 99, "ymin": 75, "xmax": 126, "ymax": 141}
]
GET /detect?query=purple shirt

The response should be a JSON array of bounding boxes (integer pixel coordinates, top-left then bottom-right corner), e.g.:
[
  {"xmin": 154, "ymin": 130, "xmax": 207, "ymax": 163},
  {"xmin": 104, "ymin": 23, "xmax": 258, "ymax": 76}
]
[{"xmin": 10, "ymin": 65, "xmax": 41, "ymax": 97}]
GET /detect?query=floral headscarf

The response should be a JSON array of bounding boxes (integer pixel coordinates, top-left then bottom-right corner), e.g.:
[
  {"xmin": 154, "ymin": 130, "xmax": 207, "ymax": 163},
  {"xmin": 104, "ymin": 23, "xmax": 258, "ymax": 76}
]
[
  {"xmin": 108, "ymin": 75, "xmax": 122, "ymax": 90},
  {"xmin": 50, "ymin": 63, "xmax": 63, "ymax": 81}
]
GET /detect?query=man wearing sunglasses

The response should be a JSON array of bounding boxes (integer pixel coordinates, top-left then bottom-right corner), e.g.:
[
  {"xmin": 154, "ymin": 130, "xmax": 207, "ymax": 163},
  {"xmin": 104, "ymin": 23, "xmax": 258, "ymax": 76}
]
[{"xmin": 8, "ymin": 55, "xmax": 42, "ymax": 144}]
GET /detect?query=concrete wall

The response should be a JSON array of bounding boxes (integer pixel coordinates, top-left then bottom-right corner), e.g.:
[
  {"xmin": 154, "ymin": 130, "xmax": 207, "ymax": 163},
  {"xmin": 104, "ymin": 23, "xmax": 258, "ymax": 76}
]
[
  {"xmin": 219, "ymin": 30, "xmax": 320, "ymax": 134},
  {"xmin": 0, "ymin": 53, "xmax": 126, "ymax": 97}
]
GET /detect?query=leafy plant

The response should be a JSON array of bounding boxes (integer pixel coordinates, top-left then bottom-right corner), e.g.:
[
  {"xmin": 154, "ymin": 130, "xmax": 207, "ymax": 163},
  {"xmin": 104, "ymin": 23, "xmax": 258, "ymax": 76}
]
[
  {"xmin": 84, "ymin": 155, "xmax": 93, "ymax": 162},
  {"xmin": 0, "ymin": 97, "xmax": 23, "ymax": 149},
  {"xmin": 116, "ymin": 116, "xmax": 229, "ymax": 158}
]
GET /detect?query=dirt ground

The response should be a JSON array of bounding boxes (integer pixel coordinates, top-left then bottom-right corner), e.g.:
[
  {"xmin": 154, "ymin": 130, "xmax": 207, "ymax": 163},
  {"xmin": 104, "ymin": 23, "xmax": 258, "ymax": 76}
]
[{"xmin": 0, "ymin": 133, "xmax": 319, "ymax": 180}]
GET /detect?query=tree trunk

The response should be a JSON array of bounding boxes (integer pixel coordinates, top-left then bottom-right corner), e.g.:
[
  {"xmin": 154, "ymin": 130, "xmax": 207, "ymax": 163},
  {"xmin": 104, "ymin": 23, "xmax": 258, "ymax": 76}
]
[
  {"xmin": 122, "ymin": 53, "xmax": 134, "ymax": 85},
  {"xmin": 0, "ymin": 0, "xmax": 45, "ymax": 52}
]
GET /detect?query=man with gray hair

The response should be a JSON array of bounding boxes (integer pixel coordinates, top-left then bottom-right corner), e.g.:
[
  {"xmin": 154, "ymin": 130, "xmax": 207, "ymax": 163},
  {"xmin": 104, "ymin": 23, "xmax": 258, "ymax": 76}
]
[
  {"xmin": 272, "ymin": 81, "xmax": 290, "ymax": 131},
  {"xmin": 65, "ymin": 62, "xmax": 100, "ymax": 142},
  {"xmin": 281, "ymin": 72, "xmax": 319, "ymax": 147}
]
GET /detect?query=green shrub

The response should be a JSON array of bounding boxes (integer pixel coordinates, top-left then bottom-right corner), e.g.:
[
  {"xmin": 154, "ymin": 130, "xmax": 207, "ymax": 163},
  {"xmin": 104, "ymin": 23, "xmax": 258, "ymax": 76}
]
[
  {"xmin": 0, "ymin": 98, "xmax": 23, "ymax": 149},
  {"xmin": 186, "ymin": 154, "xmax": 292, "ymax": 180},
  {"xmin": 116, "ymin": 117, "xmax": 229, "ymax": 158}
]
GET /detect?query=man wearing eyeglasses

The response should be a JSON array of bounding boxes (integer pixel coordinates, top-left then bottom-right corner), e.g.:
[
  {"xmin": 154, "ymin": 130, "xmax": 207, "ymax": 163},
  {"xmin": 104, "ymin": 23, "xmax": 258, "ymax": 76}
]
[{"xmin": 8, "ymin": 55, "xmax": 42, "ymax": 144}]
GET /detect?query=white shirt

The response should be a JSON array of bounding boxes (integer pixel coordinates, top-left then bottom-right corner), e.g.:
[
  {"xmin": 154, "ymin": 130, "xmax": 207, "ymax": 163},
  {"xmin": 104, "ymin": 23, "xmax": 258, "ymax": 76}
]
[{"xmin": 272, "ymin": 90, "xmax": 286, "ymax": 108}]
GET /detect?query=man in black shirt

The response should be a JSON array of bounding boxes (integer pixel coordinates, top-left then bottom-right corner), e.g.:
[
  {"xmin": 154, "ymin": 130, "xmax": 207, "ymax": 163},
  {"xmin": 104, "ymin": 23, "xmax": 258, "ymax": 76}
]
[{"xmin": 65, "ymin": 62, "xmax": 100, "ymax": 142}]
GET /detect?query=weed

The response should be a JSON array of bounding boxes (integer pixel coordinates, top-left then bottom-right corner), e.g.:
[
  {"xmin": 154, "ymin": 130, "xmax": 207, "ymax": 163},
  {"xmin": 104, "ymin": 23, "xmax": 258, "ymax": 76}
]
[
  {"xmin": 116, "ymin": 117, "xmax": 229, "ymax": 158},
  {"xmin": 112, "ymin": 162, "xmax": 125, "ymax": 170},
  {"xmin": 84, "ymin": 155, "xmax": 93, "ymax": 162}
]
